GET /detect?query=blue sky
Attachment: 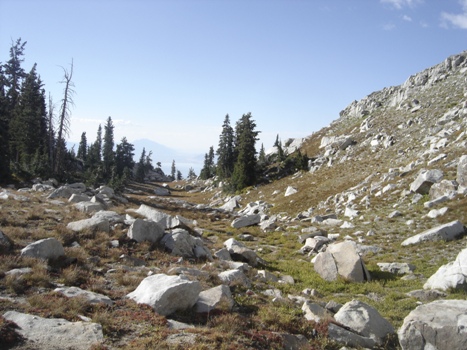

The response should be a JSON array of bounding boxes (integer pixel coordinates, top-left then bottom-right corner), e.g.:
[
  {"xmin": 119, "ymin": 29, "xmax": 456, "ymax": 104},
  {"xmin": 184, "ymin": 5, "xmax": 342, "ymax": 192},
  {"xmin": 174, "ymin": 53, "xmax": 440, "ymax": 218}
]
[{"xmin": 1, "ymin": 0, "xmax": 466, "ymax": 163}]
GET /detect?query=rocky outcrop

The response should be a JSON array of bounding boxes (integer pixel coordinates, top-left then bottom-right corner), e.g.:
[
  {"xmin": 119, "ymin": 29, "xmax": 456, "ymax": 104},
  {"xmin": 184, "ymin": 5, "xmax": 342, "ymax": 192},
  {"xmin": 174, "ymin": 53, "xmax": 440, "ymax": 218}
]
[
  {"xmin": 54, "ymin": 286, "xmax": 113, "ymax": 305},
  {"xmin": 195, "ymin": 285, "xmax": 234, "ymax": 313},
  {"xmin": 161, "ymin": 228, "xmax": 212, "ymax": 260}
]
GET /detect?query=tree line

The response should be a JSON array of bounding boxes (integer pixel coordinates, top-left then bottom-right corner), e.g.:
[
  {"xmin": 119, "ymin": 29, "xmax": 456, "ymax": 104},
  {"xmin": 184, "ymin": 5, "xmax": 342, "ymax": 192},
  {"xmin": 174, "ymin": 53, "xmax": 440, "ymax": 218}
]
[
  {"xmin": 0, "ymin": 39, "xmax": 308, "ymax": 192},
  {"xmin": 0, "ymin": 39, "xmax": 183, "ymax": 188}
]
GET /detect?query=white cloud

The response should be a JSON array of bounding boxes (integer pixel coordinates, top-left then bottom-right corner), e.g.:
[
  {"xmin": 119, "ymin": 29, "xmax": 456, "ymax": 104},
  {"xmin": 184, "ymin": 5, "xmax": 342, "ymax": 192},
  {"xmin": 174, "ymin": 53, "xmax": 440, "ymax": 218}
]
[
  {"xmin": 402, "ymin": 15, "xmax": 413, "ymax": 21},
  {"xmin": 441, "ymin": 0, "xmax": 467, "ymax": 29},
  {"xmin": 381, "ymin": 0, "xmax": 423, "ymax": 10},
  {"xmin": 383, "ymin": 22, "xmax": 396, "ymax": 30}
]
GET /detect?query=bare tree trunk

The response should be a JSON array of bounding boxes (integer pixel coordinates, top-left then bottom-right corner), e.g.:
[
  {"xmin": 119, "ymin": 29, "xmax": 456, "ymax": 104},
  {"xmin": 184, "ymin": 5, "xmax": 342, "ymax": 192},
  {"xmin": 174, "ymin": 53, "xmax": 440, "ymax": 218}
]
[{"xmin": 54, "ymin": 59, "xmax": 74, "ymax": 175}]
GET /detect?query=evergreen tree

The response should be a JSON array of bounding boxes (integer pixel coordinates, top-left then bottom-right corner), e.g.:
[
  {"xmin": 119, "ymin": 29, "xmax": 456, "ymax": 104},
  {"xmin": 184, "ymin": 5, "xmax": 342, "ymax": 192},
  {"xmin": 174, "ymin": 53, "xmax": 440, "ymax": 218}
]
[
  {"xmin": 77, "ymin": 132, "xmax": 87, "ymax": 162},
  {"xmin": 257, "ymin": 143, "xmax": 267, "ymax": 174},
  {"xmin": 115, "ymin": 137, "xmax": 135, "ymax": 177},
  {"xmin": 47, "ymin": 93, "xmax": 56, "ymax": 172},
  {"xmin": 216, "ymin": 114, "xmax": 235, "ymax": 179},
  {"xmin": 200, "ymin": 146, "xmax": 215, "ymax": 180},
  {"xmin": 294, "ymin": 149, "xmax": 309, "ymax": 171},
  {"xmin": 135, "ymin": 147, "xmax": 146, "ymax": 182},
  {"xmin": 102, "ymin": 116, "xmax": 115, "ymax": 181},
  {"xmin": 187, "ymin": 167, "xmax": 196, "ymax": 180},
  {"xmin": 176, "ymin": 170, "xmax": 183, "ymax": 180},
  {"xmin": 1, "ymin": 38, "xmax": 27, "ymax": 180},
  {"xmin": 274, "ymin": 134, "xmax": 285, "ymax": 162},
  {"xmin": 231, "ymin": 113, "xmax": 260, "ymax": 191},
  {"xmin": 4, "ymin": 38, "xmax": 26, "ymax": 109},
  {"xmin": 9, "ymin": 64, "xmax": 48, "ymax": 174},
  {"xmin": 0, "ymin": 66, "xmax": 10, "ymax": 180},
  {"xmin": 171, "ymin": 160, "xmax": 176, "ymax": 180}
]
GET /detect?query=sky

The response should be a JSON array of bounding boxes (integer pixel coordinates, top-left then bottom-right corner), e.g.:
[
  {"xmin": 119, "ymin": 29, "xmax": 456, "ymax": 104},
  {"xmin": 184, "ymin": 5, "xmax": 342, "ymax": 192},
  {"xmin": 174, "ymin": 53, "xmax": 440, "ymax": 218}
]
[{"xmin": 1, "ymin": 0, "xmax": 467, "ymax": 171}]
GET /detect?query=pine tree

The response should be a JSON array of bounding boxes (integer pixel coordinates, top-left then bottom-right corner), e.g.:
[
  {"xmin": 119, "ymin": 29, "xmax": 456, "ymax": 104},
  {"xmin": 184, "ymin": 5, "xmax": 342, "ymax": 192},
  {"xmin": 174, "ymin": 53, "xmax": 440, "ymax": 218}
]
[
  {"xmin": 176, "ymin": 170, "xmax": 183, "ymax": 180},
  {"xmin": 0, "ymin": 65, "xmax": 10, "ymax": 180},
  {"xmin": 200, "ymin": 146, "xmax": 215, "ymax": 180},
  {"xmin": 77, "ymin": 132, "xmax": 87, "ymax": 162},
  {"xmin": 216, "ymin": 114, "xmax": 235, "ymax": 179},
  {"xmin": 187, "ymin": 167, "xmax": 197, "ymax": 180},
  {"xmin": 9, "ymin": 64, "xmax": 48, "ymax": 174},
  {"xmin": 231, "ymin": 113, "xmax": 260, "ymax": 191},
  {"xmin": 135, "ymin": 148, "xmax": 146, "ymax": 182},
  {"xmin": 4, "ymin": 38, "xmax": 26, "ymax": 109},
  {"xmin": 115, "ymin": 137, "xmax": 135, "ymax": 177},
  {"xmin": 102, "ymin": 116, "xmax": 115, "ymax": 181},
  {"xmin": 171, "ymin": 160, "xmax": 176, "ymax": 180},
  {"xmin": 274, "ymin": 134, "xmax": 285, "ymax": 162}
]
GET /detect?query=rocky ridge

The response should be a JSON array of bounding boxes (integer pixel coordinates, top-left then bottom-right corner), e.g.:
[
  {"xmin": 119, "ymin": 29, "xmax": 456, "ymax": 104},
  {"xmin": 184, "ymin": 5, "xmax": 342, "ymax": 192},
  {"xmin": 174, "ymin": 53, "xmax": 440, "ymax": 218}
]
[{"xmin": 1, "ymin": 50, "xmax": 467, "ymax": 349}]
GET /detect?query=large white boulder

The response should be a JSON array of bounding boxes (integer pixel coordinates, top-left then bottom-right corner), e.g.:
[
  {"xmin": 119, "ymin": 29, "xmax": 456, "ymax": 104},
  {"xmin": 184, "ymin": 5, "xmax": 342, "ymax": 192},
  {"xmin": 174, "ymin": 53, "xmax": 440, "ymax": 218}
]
[
  {"xmin": 20, "ymin": 238, "xmax": 65, "ymax": 260},
  {"xmin": 133, "ymin": 204, "xmax": 188, "ymax": 230},
  {"xmin": 398, "ymin": 300, "xmax": 467, "ymax": 350},
  {"xmin": 424, "ymin": 246, "xmax": 467, "ymax": 290},
  {"xmin": 401, "ymin": 220, "xmax": 464, "ymax": 246},
  {"xmin": 3, "ymin": 311, "xmax": 103, "ymax": 350},
  {"xmin": 127, "ymin": 274, "xmax": 201, "ymax": 316},
  {"xmin": 409, "ymin": 169, "xmax": 443, "ymax": 194},
  {"xmin": 231, "ymin": 214, "xmax": 261, "ymax": 229},
  {"xmin": 127, "ymin": 218, "xmax": 165, "ymax": 243},
  {"xmin": 314, "ymin": 241, "xmax": 370, "ymax": 282},
  {"xmin": 161, "ymin": 228, "xmax": 212, "ymax": 260},
  {"xmin": 334, "ymin": 300, "xmax": 395, "ymax": 345}
]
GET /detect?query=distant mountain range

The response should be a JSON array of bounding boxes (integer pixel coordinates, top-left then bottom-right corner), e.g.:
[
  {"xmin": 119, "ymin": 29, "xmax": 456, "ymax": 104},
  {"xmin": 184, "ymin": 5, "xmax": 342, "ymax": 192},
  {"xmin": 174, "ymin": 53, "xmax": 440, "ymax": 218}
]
[{"xmin": 67, "ymin": 138, "xmax": 204, "ymax": 178}]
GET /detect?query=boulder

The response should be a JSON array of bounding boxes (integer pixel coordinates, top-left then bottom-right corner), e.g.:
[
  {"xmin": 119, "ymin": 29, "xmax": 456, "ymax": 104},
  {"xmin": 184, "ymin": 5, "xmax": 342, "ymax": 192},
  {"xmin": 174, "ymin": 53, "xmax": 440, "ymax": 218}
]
[
  {"xmin": 301, "ymin": 301, "xmax": 332, "ymax": 322},
  {"xmin": 219, "ymin": 197, "xmax": 240, "ymax": 211},
  {"xmin": 426, "ymin": 207, "xmax": 448, "ymax": 218},
  {"xmin": 231, "ymin": 214, "xmax": 261, "ymax": 228},
  {"xmin": 127, "ymin": 274, "xmax": 201, "ymax": 316},
  {"xmin": 20, "ymin": 238, "xmax": 65, "ymax": 260},
  {"xmin": 301, "ymin": 236, "xmax": 330, "ymax": 253},
  {"xmin": 334, "ymin": 300, "xmax": 395, "ymax": 346},
  {"xmin": 66, "ymin": 217, "xmax": 110, "ymax": 233},
  {"xmin": 377, "ymin": 262, "xmax": 415, "ymax": 275},
  {"xmin": 3, "ymin": 311, "xmax": 103, "ymax": 350},
  {"xmin": 92, "ymin": 210, "xmax": 125, "ymax": 224},
  {"xmin": 154, "ymin": 187, "xmax": 171, "ymax": 196},
  {"xmin": 68, "ymin": 193, "xmax": 91, "ymax": 203},
  {"xmin": 457, "ymin": 154, "xmax": 467, "ymax": 187},
  {"xmin": 328, "ymin": 322, "xmax": 376, "ymax": 349},
  {"xmin": 195, "ymin": 285, "xmax": 234, "ymax": 313},
  {"xmin": 127, "ymin": 219, "xmax": 165, "ymax": 243},
  {"xmin": 161, "ymin": 228, "xmax": 212, "ymax": 260},
  {"xmin": 133, "ymin": 204, "xmax": 187, "ymax": 230},
  {"xmin": 259, "ymin": 215, "xmax": 277, "ymax": 232},
  {"xmin": 398, "ymin": 300, "xmax": 467, "ymax": 350},
  {"xmin": 314, "ymin": 241, "xmax": 370, "ymax": 282},
  {"xmin": 401, "ymin": 220, "xmax": 464, "ymax": 246},
  {"xmin": 409, "ymin": 169, "xmax": 443, "ymax": 194},
  {"xmin": 54, "ymin": 286, "xmax": 113, "ymax": 305},
  {"xmin": 47, "ymin": 183, "xmax": 86, "ymax": 199},
  {"xmin": 224, "ymin": 238, "xmax": 259, "ymax": 266},
  {"xmin": 0, "ymin": 230, "xmax": 13, "ymax": 253},
  {"xmin": 73, "ymin": 201, "xmax": 104, "ymax": 213},
  {"xmin": 424, "ymin": 246, "xmax": 467, "ymax": 291},
  {"xmin": 218, "ymin": 269, "xmax": 251, "ymax": 287},
  {"xmin": 285, "ymin": 186, "xmax": 298, "ymax": 197},
  {"xmin": 429, "ymin": 179, "xmax": 458, "ymax": 200}
]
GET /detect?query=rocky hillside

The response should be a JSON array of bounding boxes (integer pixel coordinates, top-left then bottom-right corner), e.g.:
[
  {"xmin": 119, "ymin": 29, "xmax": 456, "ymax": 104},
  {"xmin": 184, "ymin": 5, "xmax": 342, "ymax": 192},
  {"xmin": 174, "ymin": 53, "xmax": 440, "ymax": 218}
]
[{"xmin": 1, "ymin": 50, "xmax": 467, "ymax": 350}]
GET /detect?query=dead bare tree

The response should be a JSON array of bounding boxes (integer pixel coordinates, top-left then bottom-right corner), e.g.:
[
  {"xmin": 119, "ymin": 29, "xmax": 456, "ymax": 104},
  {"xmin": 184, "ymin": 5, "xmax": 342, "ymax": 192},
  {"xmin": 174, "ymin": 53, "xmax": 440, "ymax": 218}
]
[{"xmin": 54, "ymin": 59, "xmax": 75, "ymax": 175}]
